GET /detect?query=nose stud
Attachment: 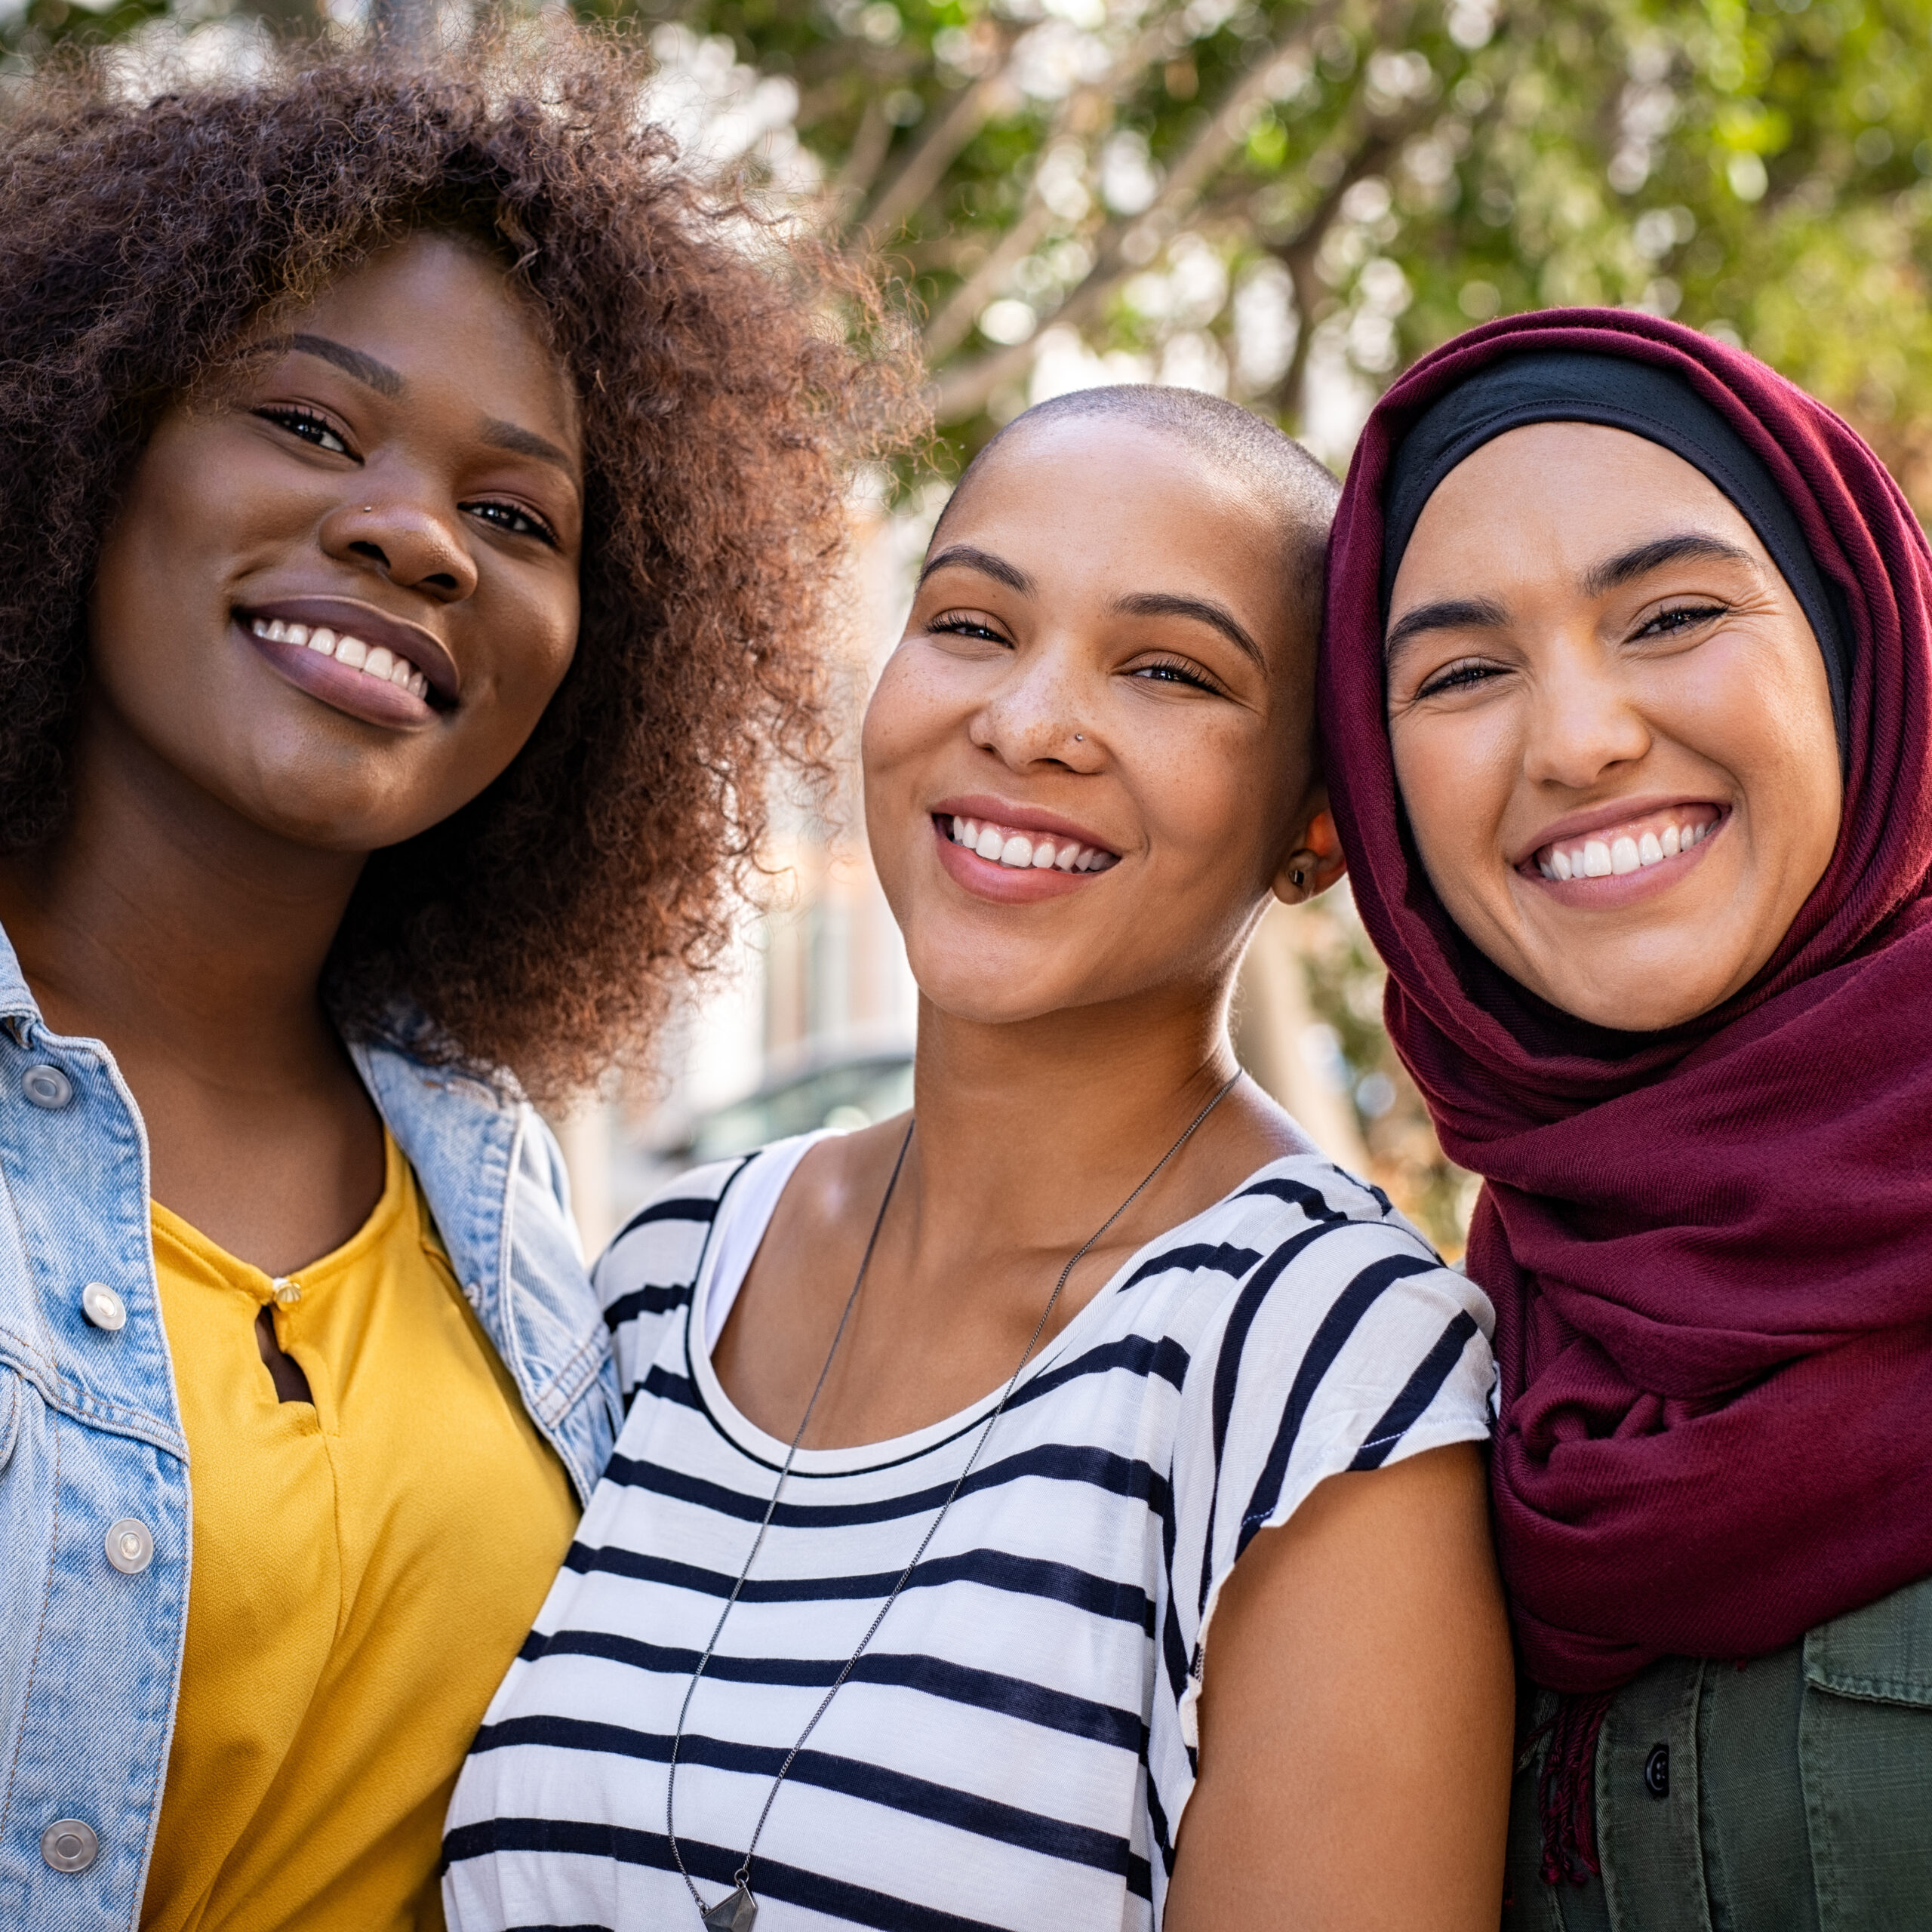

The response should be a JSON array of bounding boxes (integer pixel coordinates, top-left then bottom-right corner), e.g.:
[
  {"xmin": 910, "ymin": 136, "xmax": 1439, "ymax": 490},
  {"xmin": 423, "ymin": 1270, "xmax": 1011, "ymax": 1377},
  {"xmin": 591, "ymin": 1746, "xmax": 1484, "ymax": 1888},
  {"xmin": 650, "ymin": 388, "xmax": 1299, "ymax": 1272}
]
[{"xmin": 1073, "ymin": 734, "xmax": 1084, "ymax": 742}]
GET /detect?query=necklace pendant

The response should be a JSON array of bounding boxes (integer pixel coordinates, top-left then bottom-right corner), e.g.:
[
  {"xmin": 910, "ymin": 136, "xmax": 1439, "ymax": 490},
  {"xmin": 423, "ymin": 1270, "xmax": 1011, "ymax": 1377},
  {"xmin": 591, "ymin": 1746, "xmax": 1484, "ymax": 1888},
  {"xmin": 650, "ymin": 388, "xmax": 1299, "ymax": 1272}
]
[{"xmin": 703, "ymin": 1881, "xmax": 758, "ymax": 1932}]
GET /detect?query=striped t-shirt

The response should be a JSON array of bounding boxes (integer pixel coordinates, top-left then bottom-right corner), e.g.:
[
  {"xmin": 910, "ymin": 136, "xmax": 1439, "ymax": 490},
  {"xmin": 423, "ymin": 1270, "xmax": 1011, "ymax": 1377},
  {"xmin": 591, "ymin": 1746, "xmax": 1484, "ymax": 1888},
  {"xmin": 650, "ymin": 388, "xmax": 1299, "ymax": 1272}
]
[{"xmin": 443, "ymin": 1137, "xmax": 1495, "ymax": 1932}]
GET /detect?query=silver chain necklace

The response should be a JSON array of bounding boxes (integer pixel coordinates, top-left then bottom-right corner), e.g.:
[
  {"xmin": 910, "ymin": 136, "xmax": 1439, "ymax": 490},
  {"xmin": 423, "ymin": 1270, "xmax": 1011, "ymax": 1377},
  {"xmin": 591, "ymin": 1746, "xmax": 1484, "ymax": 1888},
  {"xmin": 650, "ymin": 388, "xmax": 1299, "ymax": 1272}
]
[{"xmin": 669, "ymin": 1069, "xmax": 1242, "ymax": 1931}]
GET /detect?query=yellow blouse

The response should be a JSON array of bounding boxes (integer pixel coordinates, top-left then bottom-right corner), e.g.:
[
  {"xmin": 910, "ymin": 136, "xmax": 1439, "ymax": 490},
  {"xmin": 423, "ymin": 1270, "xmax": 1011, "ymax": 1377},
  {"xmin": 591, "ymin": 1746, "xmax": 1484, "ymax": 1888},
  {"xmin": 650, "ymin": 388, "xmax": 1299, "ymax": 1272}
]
[{"xmin": 141, "ymin": 1129, "xmax": 582, "ymax": 1932}]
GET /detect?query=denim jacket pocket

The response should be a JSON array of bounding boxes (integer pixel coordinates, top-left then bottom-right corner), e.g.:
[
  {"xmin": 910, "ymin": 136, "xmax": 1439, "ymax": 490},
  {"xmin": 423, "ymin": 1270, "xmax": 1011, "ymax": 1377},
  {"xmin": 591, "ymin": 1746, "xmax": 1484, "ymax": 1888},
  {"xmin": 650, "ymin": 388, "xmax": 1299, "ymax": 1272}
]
[
  {"xmin": 0, "ymin": 1367, "xmax": 16, "ymax": 1476},
  {"xmin": 1799, "ymin": 1573, "xmax": 1932, "ymax": 1930}
]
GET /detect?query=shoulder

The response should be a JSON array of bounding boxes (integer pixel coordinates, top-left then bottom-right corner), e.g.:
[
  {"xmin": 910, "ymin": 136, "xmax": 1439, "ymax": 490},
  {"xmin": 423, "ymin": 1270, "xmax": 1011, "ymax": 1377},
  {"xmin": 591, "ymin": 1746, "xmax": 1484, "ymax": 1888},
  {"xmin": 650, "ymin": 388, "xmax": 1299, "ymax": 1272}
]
[
  {"xmin": 1135, "ymin": 1155, "xmax": 1472, "ymax": 1310},
  {"xmin": 1158, "ymin": 1156, "xmax": 1494, "ymax": 1452},
  {"xmin": 594, "ymin": 1152, "xmax": 752, "ymax": 1313}
]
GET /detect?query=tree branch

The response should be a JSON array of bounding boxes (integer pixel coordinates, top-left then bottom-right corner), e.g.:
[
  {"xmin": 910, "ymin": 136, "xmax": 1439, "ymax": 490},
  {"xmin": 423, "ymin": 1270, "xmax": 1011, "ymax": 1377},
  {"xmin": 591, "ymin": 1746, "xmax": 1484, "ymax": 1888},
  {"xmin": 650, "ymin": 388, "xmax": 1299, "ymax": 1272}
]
[
  {"xmin": 931, "ymin": 0, "xmax": 1343, "ymax": 426},
  {"xmin": 922, "ymin": 202, "xmax": 1058, "ymax": 362},
  {"xmin": 827, "ymin": 92, "xmax": 894, "ymax": 229},
  {"xmin": 918, "ymin": 9, "xmax": 1186, "ymax": 366},
  {"xmin": 854, "ymin": 28, "xmax": 1023, "ymax": 243},
  {"xmin": 1267, "ymin": 114, "xmax": 1425, "ymax": 421}
]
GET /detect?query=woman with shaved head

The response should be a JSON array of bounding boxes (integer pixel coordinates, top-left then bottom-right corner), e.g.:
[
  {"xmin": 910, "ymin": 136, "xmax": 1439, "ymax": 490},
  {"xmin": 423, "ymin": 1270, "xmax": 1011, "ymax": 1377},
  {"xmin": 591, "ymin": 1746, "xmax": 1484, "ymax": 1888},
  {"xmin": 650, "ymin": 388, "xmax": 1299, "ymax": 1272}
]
[{"xmin": 446, "ymin": 386, "xmax": 1511, "ymax": 1932}]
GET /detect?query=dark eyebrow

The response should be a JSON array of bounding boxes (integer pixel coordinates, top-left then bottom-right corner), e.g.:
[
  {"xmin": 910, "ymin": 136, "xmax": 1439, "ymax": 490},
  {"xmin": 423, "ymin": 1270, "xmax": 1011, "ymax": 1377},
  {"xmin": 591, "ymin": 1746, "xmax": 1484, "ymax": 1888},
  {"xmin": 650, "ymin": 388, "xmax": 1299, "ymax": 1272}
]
[
  {"xmin": 287, "ymin": 333, "xmax": 404, "ymax": 398},
  {"xmin": 918, "ymin": 544, "xmax": 1034, "ymax": 594},
  {"xmin": 481, "ymin": 416, "xmax": 578, "ymax": 478},
  {"xmin": 1385, "ymin": 595, "xmax": 1511, "ymax": 660},
  {"xmin": 1582, "ymin": 533, "xmax": 1758, "ymax": 597},
  {"xmin": 1111, "ymin": 590, "xmax": 1263, "ymax": 668}
]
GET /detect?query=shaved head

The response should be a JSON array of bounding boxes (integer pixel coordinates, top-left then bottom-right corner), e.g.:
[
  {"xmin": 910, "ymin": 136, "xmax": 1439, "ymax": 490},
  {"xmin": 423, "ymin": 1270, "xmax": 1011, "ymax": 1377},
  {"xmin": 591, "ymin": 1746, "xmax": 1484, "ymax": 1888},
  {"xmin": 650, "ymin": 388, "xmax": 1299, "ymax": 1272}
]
[{"xmin": 935, "ymin": 385, "xmax": 1341, "ymax": 649}]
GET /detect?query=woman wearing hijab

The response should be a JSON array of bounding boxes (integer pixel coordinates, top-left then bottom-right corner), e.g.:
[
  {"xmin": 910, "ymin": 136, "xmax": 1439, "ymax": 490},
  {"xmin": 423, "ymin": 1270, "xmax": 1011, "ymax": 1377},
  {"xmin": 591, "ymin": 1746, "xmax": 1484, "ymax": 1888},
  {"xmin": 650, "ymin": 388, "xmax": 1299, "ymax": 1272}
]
[{"xmin": 1317, "ymin": 306, "xmax": 1932, "ymax": 1928}]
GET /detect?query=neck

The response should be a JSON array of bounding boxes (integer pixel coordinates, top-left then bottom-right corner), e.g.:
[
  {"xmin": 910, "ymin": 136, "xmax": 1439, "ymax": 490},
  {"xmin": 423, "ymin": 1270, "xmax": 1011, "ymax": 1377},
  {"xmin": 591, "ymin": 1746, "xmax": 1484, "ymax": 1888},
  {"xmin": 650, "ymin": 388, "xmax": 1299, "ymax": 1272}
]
[
  {"xmin": 900, "ymin": 979, "xmax": 1243, "ymax": 1261},
  {"xmin": 0, "ymin": 703, "xmax": 365, "ymax": 1086}
]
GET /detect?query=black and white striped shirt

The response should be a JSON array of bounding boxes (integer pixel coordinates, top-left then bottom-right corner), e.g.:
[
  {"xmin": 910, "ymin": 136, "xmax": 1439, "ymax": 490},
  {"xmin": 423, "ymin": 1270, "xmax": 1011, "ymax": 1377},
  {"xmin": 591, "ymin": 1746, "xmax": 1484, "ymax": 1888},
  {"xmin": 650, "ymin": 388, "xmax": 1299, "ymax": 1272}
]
[{"xmin": 443, "ymin": 1137, "xmax": 1494, "ymax": 1932}]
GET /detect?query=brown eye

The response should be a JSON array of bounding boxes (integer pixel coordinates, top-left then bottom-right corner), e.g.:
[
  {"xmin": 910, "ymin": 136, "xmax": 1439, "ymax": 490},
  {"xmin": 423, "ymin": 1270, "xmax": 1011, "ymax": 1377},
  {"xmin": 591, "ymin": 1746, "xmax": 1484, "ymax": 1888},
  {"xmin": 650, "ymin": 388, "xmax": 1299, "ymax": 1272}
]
[
  {"xmin": 928, "ymin": 614, "xmax": 1008, "ymax": 644},
  {"xmin": 1130, "ymin": 657, "xmax": 1218, "ymax": 693},
  {"xmin": 1416, "ymin": 660, "xmax": 1502, "ymax": 700},
  {"xmin": 465, "ymin": 499, "xmax": 557, "ymax": 546},
  {"xmin": 1638, "ymin": 604, "xmax": 1727, "ymax": 640},
  {"xmin": 257, "ymin": 405, "xmax": 351, "ymax": 457}
]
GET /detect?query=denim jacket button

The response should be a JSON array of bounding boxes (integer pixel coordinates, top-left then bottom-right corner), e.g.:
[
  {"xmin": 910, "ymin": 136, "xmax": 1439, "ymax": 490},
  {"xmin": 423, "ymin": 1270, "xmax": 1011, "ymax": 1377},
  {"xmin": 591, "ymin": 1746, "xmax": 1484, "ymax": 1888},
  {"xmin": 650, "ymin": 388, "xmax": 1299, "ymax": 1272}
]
[
  {"xmin": 41, "ymin": 1820, "xmax": 99, "ymax": 1872},
  {"xmin": 81, "ymin": 1283, "xmax": 127, "ymax": 1331},
  {"xmin": 104, "ymin": 1518, "xmax": 154, "ymax": 1575},
  {"xmin": 22, "ymin": 1064, "xmax": 72, "ymax": 1109}
]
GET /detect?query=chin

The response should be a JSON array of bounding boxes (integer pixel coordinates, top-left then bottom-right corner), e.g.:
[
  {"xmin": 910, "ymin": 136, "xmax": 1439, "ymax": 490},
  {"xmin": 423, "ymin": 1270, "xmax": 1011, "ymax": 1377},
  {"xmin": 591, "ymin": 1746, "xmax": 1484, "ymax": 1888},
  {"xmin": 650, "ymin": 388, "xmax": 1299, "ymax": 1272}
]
[
  {"xmin": 907, "ymin": 948, "xmax": 1080, "ymax": 1029},
  {"xmin": 225, "ymin": 772, "xmax": 432, "ymax": 855},
  {"xmin": 1532, "ymin": 958, "xmax": 1743, "ymax": 1034}
]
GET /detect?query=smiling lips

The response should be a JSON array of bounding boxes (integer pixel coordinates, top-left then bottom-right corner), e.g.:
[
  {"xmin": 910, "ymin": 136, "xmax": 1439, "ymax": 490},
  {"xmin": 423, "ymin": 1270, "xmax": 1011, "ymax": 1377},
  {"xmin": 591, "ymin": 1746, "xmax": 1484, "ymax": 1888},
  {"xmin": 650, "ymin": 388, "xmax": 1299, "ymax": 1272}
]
[
  {"xmin": 250, "ymin": 616, "xmax": 433, "ymax": 701},
  {"xmin": 943, "ymin": 813, "xmax": 1118, "ymax": 873},
  {"xmin": 1533, "ymin": 805, "xmax": 1721, "ymax": 882}
]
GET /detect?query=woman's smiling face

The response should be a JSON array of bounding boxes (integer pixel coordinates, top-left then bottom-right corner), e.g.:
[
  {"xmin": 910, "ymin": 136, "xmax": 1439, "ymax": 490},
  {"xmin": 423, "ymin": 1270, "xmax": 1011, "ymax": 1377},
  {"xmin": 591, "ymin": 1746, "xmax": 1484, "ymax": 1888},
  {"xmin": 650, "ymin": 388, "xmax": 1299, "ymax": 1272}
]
[
  {"xmin": 88, "ymin": 230, "xmax": 583, "ymax": 852},
  {"xmin": 862, "ymin": 414, "xmax": 1334, "ymax": 1028},
  {"xmin": 1386, "ymin": 420, "xmax": 1842, "ymax": 1032}
]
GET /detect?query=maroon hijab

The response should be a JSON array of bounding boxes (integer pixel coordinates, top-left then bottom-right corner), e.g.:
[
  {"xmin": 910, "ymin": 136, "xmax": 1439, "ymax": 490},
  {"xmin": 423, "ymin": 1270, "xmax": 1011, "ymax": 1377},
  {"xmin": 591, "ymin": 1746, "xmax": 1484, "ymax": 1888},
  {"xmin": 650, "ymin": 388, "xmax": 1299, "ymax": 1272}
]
[{"xmin": 1318, "ymin": 309, "xmax": 1932, "ymax": 1697}]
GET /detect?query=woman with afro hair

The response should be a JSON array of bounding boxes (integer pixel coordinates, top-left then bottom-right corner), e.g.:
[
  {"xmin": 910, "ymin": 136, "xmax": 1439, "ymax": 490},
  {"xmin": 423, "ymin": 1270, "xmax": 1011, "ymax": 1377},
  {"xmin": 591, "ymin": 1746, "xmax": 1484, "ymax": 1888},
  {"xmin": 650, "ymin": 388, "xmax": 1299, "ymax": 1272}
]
[{"xmin": 0, "ymin": 25, "xmax": 908, "ymax": 1930}]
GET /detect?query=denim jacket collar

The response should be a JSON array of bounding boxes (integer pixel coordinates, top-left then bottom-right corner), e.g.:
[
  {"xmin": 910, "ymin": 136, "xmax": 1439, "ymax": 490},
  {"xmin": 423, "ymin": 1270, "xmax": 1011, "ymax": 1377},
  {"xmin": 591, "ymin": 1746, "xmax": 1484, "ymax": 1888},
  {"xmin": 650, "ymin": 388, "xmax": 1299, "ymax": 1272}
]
[{"xmin": 0, "ymin": 921, "xmax": 615, "ymax": 1501}]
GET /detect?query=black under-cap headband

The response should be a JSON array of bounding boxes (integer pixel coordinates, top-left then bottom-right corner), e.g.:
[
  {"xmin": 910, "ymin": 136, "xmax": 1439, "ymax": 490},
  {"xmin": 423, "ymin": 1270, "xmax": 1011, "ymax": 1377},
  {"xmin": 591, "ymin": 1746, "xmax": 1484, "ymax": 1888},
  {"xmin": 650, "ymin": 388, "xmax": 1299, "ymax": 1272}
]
[{"xmin": 1380, "ymin": 349, "xmax": 1852, "ymax": 752}]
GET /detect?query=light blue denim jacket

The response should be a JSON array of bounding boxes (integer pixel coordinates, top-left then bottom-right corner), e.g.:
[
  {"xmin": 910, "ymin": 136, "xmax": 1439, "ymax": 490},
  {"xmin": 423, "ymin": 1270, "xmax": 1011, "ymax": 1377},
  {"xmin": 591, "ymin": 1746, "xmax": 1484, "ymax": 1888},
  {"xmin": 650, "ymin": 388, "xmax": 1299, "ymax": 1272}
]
[{"xmin": 0, "ymin": 927, "xmax": 620, "ymax": 1928}]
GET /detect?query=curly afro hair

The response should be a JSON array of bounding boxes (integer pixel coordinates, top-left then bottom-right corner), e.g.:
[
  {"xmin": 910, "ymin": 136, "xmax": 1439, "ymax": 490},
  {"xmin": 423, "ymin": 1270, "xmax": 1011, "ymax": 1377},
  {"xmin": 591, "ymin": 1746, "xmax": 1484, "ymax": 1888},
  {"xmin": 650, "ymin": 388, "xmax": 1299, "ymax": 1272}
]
[{"xmin": 0, "ymin": 23, "xmax": 917, "ymax": 1099}]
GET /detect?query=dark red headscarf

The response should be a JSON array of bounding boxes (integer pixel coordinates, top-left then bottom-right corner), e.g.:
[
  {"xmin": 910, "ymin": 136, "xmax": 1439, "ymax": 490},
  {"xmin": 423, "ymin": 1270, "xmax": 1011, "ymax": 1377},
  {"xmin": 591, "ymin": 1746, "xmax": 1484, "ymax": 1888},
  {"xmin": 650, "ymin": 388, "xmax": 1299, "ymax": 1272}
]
[{"xmin": 1317, "ymin": 309, "xmax": 1932, "ymax": 1698}]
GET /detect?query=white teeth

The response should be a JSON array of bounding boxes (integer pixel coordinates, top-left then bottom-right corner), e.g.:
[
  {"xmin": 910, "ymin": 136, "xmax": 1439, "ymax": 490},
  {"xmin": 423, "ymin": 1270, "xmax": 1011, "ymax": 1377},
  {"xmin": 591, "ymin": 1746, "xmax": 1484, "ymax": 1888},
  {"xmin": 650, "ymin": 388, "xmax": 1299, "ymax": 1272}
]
[
  {"xmin": 1540, "ymin": 818, "xmax": 1716, "ymax": 881},
  {"xmin": 948, "ymin": 815, "xmax": 1113, "ymax": 872},
  {"xmin": 249, "ymin": 616, "xmax": 429, "ymax": 697}
]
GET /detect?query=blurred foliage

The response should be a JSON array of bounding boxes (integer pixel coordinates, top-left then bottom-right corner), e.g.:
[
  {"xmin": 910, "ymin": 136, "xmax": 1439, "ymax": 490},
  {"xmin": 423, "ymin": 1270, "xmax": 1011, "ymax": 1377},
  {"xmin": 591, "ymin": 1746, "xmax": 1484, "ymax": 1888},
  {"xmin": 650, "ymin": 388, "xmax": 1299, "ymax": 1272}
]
[
  {"xmin": 1289, "ymin": 889, "xmax": 1481, "ymax": 1253},
  {"xmin": 568, "ymin": 0, "xmax": 1932, "ymax": 492},
  {"xmin": 16, "ymin": 0, "xmax": 1932, "ymax": 478},
  {"xmin": 9, "ymin": 0, "xmax": 1930, "ymax": 1243}
]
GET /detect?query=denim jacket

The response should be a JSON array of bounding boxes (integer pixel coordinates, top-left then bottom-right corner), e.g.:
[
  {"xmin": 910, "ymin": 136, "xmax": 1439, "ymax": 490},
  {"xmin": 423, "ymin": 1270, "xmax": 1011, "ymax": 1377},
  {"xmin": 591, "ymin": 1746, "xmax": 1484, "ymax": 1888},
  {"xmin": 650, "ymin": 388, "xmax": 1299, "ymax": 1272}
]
[{"xmin": 0, "ymin": 928, "xmax": 620, "ymax": 1928}]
